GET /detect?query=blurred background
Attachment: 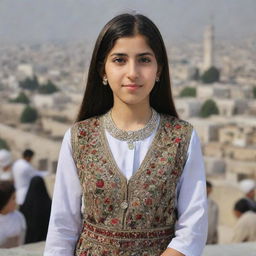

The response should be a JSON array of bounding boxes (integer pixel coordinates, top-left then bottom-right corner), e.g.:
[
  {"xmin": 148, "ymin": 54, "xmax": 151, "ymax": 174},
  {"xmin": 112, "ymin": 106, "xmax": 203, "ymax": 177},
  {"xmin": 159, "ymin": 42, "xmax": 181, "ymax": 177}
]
[{"xmin": 0, "ymin": 0, "xmax": 256, "ymax": 251}]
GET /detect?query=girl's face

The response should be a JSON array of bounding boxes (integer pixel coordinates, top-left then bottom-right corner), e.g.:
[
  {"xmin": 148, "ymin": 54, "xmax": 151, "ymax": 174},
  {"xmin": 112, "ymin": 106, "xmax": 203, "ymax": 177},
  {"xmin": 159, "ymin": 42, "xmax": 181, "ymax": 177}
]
[
  {"xmin": 104, "ymin": 34, "xmax": 159, "ymax": 107},
  {"xmin": 0, "ymin": 192, "xmax": 16, "ymax": 215}
]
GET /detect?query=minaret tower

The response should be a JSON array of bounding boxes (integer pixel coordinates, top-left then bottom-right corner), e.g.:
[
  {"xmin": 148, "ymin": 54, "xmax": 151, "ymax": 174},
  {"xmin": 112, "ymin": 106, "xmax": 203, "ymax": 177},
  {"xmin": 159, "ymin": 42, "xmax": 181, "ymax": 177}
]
[{"xmin": 203, "ymin": 24, "xmax": 214, "ymax": 71}]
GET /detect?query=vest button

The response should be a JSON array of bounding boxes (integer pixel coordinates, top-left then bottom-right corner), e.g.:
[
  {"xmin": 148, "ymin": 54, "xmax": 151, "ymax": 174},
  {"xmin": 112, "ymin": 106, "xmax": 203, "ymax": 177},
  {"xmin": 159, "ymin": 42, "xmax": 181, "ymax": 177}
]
[{"xmin": 120, "ymin": 201, "xmax": 128, "ymax": 209}]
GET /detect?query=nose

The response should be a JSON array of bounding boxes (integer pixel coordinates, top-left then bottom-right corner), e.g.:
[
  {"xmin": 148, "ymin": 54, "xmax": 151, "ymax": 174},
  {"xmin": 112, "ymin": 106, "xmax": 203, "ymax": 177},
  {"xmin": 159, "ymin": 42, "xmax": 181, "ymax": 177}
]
[{"xmin": 127, "ymin": 60, "xmax": 139, "ymax": 81}]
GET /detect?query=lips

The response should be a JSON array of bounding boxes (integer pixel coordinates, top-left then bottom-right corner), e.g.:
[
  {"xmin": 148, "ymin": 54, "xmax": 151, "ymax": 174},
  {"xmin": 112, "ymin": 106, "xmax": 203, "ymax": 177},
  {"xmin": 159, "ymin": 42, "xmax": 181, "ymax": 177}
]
[{"xmin": 123, "ymin": 84, "xmax": 141, "ymax": 88}]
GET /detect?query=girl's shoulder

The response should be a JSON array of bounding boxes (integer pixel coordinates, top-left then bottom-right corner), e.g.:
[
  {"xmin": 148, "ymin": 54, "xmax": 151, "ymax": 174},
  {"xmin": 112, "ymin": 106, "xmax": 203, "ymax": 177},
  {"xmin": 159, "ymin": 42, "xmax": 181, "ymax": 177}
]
[
  {"xmin": 72, "ymin": 115, "xmax": 101, "ymax": 129},
  {"xmin": 160, "ymin": 114, "xmax": 193, "ymax": 130},
  {"xmin": 70, "ymin": 115, "xmax": 103, "ymax": 139},
  {"xmin": 74, "ymin": 115, "xmax": 101, "ymax": 126}
]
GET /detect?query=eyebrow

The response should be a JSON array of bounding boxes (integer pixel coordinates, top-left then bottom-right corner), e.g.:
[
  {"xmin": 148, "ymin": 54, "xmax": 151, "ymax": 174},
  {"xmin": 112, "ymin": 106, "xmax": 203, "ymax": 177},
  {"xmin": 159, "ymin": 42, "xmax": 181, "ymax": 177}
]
[{"xmin": 110, "ymin": 52, "xmax": 154, "ymax": 57}]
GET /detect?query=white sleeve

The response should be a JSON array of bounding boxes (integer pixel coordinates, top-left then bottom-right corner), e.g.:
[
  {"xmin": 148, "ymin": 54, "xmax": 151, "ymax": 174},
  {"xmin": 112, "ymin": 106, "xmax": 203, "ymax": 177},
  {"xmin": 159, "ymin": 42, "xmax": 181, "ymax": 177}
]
[
  {"xmin": 26, "ymin": 160, "xmax": 49, "ymax": 177},
  {"xmin": 29, "ymin": 165, "xmax": 49, "ymax": 177},
  {"xmin": 44, "ymin": 129, "xmax": 82, "ymax": 256},
  {"xmin": 168, "ymin": 129, "xmax": 208, "ymax": 256}
]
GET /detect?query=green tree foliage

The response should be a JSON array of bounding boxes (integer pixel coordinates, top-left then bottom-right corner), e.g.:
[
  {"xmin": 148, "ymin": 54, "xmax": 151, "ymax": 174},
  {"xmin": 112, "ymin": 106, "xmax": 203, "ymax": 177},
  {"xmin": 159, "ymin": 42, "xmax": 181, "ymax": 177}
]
[
  {"xmin": 19, "ymin": 76, "xmax": 60, "ymax": 94},
  {"xmin": 253, "ymin": 87, "xmax": 256, "ymax": 98},
  {"xmin": 52, "ymin": 116, "xmax": 69, "ymax": 123},
  {"xmin": 201, "ymin": 67, "xmax": 220, "ymax": 84},
  {"xmin": 38, "ymin": 80, "xmax": 59, "ymax": 94},
  {"xmin": 0, "ymin": 138, "xmax": 9, "ymax": 150},
  {"xmin": 19, "ymin": 76, "xmax": 39, "ymax": 91},
  {"xmin": 179, "ymin": 87, "xmax": 197, "ymax": 97},
  {"xmin": 20, "ymin": 105, "xmax": 38, "ymax": 123},
  {"xmin": 10, "ymin": 92, "xmax": 30, "ymax": 104},
  {"xmin": 200, "ymin": 99, "xmax": 219, "ymax": 118}
]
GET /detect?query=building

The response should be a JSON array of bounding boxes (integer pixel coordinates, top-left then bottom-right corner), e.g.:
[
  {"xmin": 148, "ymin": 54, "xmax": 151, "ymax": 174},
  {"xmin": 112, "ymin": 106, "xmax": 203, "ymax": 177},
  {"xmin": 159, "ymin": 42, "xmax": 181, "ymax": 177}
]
[{"xmin": 203, "ymin": 24, "xmax": 214, "ymax": 71}]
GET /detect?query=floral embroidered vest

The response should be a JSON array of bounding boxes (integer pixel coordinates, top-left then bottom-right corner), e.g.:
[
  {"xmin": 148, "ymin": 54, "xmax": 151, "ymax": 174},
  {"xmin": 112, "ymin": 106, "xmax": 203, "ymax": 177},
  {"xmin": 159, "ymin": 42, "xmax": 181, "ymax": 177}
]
[{"xmin": 71, "ymin": 114, "xmax": 193, "ymax": 256}]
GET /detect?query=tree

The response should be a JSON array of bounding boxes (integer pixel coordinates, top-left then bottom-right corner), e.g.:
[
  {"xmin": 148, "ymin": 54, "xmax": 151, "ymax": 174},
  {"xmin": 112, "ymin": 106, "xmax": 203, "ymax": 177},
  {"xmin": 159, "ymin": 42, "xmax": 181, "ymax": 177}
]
[
  {"xmin": 200, "ymin": 99, "xmax": 219, "ymax": 118},
  {"xmin": 201, "ymin": 67, "xmax": 220, "ymax": 84},
  {"xmin": 179, "ymin": 87, "xmax": 196, "ymax": 97},
  {"xmin": 0, "ymin": 138, "xmax": 9, "ymax": 150},
  {"xmin": 52, "ymin": 116, "xmax": 69, "ymax": 123},
  {"xmin": 38, "ymin": 80, "xmax": 59, "ymax": 94},
  {"xmin": 10, "ymin": 92, "xmax": 30, "ymax": 104},
  {"xmin": 19, "ymin": 75, "xmax": 39, "ymax": 91},
  {"xmin": 20, "ymin": 105, "xmax": 38, "ymax": 123}
]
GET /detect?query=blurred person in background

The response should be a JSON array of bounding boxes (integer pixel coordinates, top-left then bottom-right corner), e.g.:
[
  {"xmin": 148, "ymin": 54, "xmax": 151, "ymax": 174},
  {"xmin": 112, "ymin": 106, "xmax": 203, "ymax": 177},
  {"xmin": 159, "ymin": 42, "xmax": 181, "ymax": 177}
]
[
  {"xmin": 20, "ymin": 176, "xmax": 51, "ymax": 244},
  {"xmin": 0, "ymin": 149, "xmax": 13, "ymax": 181},
  {"xmin": 206, "ymin": 180, "xmax": 218, "ymax": 244},
  {"xmin": 12, "ymin": 149, "xmax": 49, "ymax": 206},
  {"xmin": 0, "ymin": 181, "xmax": 26, "ymax": 248},
  {"xmin": 231, "ymin": 198, "xmax": 256, "ymax": 243},
  {"xmin": 239, "ymin": 179, "xmax": 256, "ymax": 212}
]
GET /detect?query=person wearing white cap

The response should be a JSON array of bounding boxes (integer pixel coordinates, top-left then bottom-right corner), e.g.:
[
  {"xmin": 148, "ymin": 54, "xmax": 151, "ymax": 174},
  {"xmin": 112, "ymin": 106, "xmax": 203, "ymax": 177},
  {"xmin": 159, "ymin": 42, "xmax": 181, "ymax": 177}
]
[
  {"xmin": 239, "ymin": 179, "xmax": 256, "ymax": 212},
  {"xmin": 0, "ymin": 149, "xmax": 13, "ymax": 181}
]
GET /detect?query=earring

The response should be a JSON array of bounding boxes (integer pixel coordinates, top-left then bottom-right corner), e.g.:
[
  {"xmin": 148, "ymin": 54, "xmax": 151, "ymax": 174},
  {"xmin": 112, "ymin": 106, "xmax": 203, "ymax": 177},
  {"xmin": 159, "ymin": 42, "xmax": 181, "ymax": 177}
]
[
  {"xmin": 102, "ymin": 76, "xmax": 108, "ymax": 86},
  {"xmin": 156, "ymin": 76, "xmax": 160, "ymax": 82}
]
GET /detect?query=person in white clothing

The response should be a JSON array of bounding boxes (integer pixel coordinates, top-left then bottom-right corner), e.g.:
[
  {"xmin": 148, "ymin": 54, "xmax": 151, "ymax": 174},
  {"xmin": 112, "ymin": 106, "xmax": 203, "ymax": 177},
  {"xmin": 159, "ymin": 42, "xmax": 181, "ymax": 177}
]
[
  {"xmin": 44, "ymin": 13, "xmax": 207, "ymax": 256},
  {"xmin": 12, "ymin": 149, "xmax": 48, "ymax": 205},
  {"xmin": 232, "ymin": 198, "xmax": 256, "ymax": 243},
  {"xmin": 0, "ymin": 149, "xmax": 13, "ymax": 181},
  {"xmin": 0, "ymin": 181, "xmax": 26, "ymax": 248}
]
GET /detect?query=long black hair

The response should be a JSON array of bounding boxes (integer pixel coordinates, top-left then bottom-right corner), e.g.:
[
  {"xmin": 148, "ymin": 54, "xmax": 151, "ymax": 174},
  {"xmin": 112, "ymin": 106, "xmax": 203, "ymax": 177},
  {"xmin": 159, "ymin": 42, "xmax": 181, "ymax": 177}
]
[{"xmin": 76, "ymin": 13, "xmax": 178, "ymax": 121}]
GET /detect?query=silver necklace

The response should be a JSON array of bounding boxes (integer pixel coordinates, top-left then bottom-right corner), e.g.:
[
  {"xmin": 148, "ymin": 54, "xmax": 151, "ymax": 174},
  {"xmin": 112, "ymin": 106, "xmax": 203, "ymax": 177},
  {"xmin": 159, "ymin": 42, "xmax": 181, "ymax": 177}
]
[{"xmin": 103, "ymin": 109, "xmax": 159, "ymax": 150}]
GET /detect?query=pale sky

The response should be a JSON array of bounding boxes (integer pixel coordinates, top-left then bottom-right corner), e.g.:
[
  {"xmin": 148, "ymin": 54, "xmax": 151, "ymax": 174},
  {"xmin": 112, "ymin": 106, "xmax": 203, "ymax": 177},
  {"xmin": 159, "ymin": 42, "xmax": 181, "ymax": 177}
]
[{"xmin": 0, "ymin": 0, "xmax": 255, "ymax": 43}]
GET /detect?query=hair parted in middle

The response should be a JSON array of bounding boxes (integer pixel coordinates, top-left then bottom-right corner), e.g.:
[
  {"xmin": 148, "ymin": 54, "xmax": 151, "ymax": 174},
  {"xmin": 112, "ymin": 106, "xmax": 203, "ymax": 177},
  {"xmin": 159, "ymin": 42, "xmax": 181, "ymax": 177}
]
[{"xmin": 76, "ymin": 13, "xmax": 178, "ymax": 122}]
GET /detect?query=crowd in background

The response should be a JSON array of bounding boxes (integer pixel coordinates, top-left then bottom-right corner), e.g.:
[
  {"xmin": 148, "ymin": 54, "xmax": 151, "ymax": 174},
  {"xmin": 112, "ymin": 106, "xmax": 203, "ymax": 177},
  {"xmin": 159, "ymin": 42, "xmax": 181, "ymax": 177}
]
[{"xmin": 0, "ymin": 149, "xmax": 51, "ymax": 248}]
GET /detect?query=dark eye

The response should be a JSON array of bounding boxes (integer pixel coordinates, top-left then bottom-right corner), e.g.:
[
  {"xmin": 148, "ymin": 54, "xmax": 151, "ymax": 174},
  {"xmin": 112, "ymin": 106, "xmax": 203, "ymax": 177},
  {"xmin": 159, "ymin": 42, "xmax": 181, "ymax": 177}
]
[
  {"xmin": 113, "ymin": 58, "xmax": 126, "ymax": 64},
  {"xmin": 139, "ymin": 57, "xmax": 151, "ymax": 63}
]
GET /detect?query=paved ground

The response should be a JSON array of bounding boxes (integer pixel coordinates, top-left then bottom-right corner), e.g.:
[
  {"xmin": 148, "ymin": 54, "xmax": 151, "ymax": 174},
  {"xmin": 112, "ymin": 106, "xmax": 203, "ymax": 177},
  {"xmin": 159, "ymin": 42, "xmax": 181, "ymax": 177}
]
[
  {"xmin": 203, "ymin": 242, "xmax": 256, "ymax": 256},
  {"xmin": 1, "ymin": 242, "xmax": 256, "ymax": 256},
  {"xmin": 0, "ymin": 242, "xmax": 44, "ymax": 256}
]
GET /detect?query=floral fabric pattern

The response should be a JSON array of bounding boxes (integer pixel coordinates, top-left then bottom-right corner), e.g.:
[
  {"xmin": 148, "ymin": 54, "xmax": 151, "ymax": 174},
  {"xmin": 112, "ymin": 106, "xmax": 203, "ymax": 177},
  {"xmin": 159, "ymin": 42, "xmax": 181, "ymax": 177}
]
[{"xmin": 71, "ymin": 114, "xmax": 193, "ymax": 256}]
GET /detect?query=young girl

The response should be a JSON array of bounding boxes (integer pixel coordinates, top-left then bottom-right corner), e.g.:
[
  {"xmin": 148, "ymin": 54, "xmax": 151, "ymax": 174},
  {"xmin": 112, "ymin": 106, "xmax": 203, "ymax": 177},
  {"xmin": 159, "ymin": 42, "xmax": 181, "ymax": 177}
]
[{"xmin": 44, "ymin": 13, "xmax": 207, "ymax": 256}]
